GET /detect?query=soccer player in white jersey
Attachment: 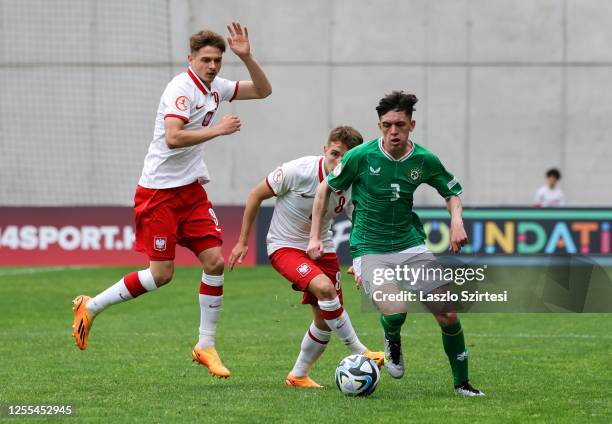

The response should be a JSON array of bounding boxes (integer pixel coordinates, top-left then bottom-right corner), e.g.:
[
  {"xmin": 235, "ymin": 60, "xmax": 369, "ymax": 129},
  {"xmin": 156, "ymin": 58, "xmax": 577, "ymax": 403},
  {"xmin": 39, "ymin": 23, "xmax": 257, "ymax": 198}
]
[
  {"xmin": 72, "ymin": 22, "xmax": 272, "ymax": 378},
  {"xmin": 228, "ymin": 127, "xmax": 384, "ymax": 388}
]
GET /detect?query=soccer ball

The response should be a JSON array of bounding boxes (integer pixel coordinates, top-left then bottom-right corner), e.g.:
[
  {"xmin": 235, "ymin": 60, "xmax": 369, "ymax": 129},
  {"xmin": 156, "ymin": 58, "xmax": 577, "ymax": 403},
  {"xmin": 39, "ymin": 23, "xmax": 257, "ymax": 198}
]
[{"xmin": 335, "ymin": 354, "xmax": 380, "ymax": 396}]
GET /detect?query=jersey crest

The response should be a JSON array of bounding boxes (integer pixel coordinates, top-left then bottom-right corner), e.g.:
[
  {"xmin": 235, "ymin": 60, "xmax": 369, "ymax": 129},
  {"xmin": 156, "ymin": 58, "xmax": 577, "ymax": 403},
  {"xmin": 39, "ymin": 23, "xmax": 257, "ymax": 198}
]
[
  {"xmin": 175, "ymin": 96, "xmax": 190, "ymax": 111},
  {"xmin": 272, "ymin": 168, "xmax": 283, "ymax": 183},
  {"xmin": 409, "ymin": 167, "xmax": 422, "ymax": 182}
]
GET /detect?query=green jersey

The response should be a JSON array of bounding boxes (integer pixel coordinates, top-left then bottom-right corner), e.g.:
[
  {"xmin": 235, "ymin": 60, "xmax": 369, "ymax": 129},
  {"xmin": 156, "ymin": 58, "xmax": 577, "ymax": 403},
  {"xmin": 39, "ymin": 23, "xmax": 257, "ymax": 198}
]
[{"xmin": 326, "ymin": 138, "xmax": 462, "ymax": 258}]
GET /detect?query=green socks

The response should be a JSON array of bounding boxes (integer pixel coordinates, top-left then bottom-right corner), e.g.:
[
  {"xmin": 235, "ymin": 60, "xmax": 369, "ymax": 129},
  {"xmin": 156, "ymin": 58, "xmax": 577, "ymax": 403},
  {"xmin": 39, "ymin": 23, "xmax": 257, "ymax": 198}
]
[
  {"xmin": 441, "ymin": 319, "xmax": 469, "ymax": 386},
  {"xmin": 380, "ymin": 313, "xmax": 407, "ymax": 343},
  {"xmin": 381, "ymin": 314, "xmax": 469, "ymax": 386}
]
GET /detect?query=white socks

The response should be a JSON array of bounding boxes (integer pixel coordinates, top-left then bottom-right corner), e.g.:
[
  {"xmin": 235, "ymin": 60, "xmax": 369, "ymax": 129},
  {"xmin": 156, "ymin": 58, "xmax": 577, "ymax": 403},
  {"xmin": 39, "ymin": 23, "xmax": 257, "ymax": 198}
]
[
  {"xmin": 318, "ymin": 297, "xmax": 366, "ymax": 355},
  {"xmin": 85, "ymin": 269, "xmax": 224, "ymax": 350},
  {"xmin": 197, "ymin": 273, "xmax": 224, "ymax": 349},
  {"xmin": 290, "ymin": 322, "xmax": 331, "ymax": 377},
  {"xmin": 87, "ymin": 269, "xmax": 157, "ymax": 316}
]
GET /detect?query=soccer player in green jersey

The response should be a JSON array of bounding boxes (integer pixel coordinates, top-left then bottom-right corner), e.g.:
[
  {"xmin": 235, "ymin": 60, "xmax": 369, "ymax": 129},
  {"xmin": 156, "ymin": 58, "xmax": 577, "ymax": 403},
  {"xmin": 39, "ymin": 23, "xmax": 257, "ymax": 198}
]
[{"xmin": 307, "ymin": 91, "xmax": 484, "ymax": 396}]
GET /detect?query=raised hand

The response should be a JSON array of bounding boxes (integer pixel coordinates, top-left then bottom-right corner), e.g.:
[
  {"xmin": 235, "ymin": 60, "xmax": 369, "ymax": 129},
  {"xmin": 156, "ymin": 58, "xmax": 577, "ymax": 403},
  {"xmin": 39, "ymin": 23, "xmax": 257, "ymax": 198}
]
[{"xmin": 227, "ymin": 21, "xmax": 250, "ymax": 59}]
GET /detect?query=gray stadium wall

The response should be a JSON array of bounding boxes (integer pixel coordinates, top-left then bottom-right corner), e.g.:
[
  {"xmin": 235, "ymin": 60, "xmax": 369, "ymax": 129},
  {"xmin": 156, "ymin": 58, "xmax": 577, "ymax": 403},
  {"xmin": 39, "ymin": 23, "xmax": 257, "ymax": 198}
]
[{"xmin": 1, "ymin": 0, "xmax": 612, "ymax": 207}]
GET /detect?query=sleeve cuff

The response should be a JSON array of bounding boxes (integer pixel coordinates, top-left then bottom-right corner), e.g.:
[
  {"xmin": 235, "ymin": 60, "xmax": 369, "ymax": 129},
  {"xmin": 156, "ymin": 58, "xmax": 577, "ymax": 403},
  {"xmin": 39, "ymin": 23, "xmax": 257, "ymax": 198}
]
[
  {"xmin": 326, "ymin": 178, "xmax": 344, "ymax": 193},
  {"xmin": 229, "ymin": 81, "xmax": 240, "ymax": 102},
  {"xmin": 164, "ymin": 114, "xmax": 189, "ymax": 123},
  {"xmin": 444, "ymin": 190, "xmax": 462, "ymax": 199},
  {"xmin": 265, "ymin": 176, "xmax": 278, "ymax": 196}
]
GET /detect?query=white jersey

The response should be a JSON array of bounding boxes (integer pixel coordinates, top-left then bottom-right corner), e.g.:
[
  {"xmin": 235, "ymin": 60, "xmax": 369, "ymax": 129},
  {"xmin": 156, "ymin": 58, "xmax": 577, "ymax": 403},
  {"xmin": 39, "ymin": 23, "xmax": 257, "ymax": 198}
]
[
  {"xmin": 138, "ymin": 67, "xmax": 239, "ymax": 189},
  {"xmin": 534, "ymin": 185, "xmax": 565, "ymax": 207},
  {"xmin": 266, "ymin": 156, "xmax": 352, "ymax": 256}
]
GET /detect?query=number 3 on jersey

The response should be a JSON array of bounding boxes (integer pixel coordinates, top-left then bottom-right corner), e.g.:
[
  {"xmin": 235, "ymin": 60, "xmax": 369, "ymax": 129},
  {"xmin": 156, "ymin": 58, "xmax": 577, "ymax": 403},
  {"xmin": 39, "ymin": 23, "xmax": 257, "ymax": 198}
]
[{"xmin": 390, "ymin": 183, "xmax": 400, "ymax": 201}]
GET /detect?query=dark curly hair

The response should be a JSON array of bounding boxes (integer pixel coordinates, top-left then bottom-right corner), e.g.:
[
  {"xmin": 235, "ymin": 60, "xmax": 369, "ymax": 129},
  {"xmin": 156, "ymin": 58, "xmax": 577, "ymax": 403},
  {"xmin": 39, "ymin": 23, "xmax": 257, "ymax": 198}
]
[{"xmin": 376, "ymin": 91, "xmax": 418, "ymax": 118}]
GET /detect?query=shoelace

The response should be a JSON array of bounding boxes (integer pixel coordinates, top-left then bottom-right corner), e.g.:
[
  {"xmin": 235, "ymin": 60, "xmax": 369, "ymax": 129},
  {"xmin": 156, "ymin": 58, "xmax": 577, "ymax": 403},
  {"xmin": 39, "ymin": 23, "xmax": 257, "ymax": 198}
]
[
  {"xmin": 458, "ymin": 382, "xmax": 480, "ymax": 393},
  {"xmin": 388, "ymin": 341, "xmax": 402, "ymax": 364}
]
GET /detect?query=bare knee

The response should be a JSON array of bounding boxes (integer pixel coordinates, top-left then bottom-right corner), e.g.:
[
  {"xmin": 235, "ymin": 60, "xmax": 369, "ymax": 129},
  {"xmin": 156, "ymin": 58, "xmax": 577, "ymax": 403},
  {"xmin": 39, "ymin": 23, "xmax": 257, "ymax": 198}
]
[
  {"xmin": 202, "ymin": 253, "xmax": 224, "ymax": 275},
  {"xmin": 309, "ymin": 276, "xmax": 336, "ymax": 301},
  {"xmin": 199, "ymin": 246, "xmax": 224, "ymax": 275},
  {"xmin": 435, "ymin": 311, "xmax": 458, "ymax": 327},
  {"xmin": 150, "ymin": 261, "xmax": 174, "ymax": 286}
]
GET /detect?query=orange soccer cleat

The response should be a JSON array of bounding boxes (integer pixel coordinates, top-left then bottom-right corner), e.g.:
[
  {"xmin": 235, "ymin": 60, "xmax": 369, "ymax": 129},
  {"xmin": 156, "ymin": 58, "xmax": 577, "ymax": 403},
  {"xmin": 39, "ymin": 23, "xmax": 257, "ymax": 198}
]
[
  {"xmin": 192, "ymin": 345, "xmax": 231, "ymax": 378},
  {"xmin": 72, "ymin": 295, "xmax": 95, "ymax": 350},
  {"xmin": 362, "ymin": 349, "xmax": 385, "ymax": 368},
  {"xmin": 285, "ymin": 373, "xmax": 323, "ymax": 388}
]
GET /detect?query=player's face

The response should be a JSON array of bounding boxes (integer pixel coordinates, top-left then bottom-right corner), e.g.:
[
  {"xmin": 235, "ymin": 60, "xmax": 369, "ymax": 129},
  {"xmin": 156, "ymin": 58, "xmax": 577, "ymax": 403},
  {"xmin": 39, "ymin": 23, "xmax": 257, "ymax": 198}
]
[
  {"xmin": 323, "ymin": 140, "xmax": 349, "ymax": 173},
  {"xmin": 547, "ymin": 175, "xmax": 558, "ymax": 188},
  {"xmin": 189, "ymin": 46, "xmax": 223, "ymax": 86},
  {"xmin": 378, "ymin": 110, "xmax": 415, "ymax": 155}
]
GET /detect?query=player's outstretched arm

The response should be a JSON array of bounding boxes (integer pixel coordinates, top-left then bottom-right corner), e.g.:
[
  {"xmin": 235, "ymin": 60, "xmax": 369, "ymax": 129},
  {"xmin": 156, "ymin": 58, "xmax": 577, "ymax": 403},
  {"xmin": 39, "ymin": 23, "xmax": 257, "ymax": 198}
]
[
  {"xmin": 307, "ymin": 180, "xmax": 332, "ymax": 260},
  {"xmin": 226, "ymin": 21, "xmax": 272, "ymax": 100},
  {"xmin": 228, "ymin": 180, "xmax": 275, "ymax": 270},
  {"xmin": 446, "ymin": 195, "xmax": 468, "ymax": 253},
  {"xmin": 165, "ymin": 115, "xmax": 241, "ymax": 149}
]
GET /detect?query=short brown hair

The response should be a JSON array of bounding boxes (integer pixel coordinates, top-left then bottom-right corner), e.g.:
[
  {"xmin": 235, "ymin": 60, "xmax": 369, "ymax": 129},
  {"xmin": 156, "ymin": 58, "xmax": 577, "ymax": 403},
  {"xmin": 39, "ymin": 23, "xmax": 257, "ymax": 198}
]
[
  {"xmin": 190, "ymin": 30, "xmax": 226, "ymax": 54},
  {"xmin": 328, "ymin": 126, "xmax": 363, "ymax": 149}
]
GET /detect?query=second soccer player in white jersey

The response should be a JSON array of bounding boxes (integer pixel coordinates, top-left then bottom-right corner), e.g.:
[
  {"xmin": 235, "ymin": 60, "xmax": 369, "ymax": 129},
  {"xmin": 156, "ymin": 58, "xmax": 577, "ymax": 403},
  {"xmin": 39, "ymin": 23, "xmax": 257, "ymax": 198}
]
[
  {"xmin": 228, "ymin": 127, "xmax": 384, "ymax": 388},
  {"xmin": 72, "ymin": 22, "xmax": 272, "ymax": 378}
]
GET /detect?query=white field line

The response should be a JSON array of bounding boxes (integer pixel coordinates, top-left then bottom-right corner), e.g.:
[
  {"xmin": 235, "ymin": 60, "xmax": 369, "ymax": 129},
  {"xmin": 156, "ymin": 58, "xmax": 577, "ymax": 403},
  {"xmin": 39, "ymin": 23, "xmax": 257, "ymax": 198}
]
[{"xmin": 0, "ymin": 266, "xmax": 90, "ymax": 276}]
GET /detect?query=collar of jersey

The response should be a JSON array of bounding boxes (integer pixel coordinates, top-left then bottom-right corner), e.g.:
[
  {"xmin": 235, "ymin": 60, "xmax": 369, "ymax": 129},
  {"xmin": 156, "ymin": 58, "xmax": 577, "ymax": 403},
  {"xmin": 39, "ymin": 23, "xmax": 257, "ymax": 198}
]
[
  {"xmin": 187, "ymin": 67, "xmax": 210, "ymax": 95},
  {"xmin": 318, "ymin": 157, "xmax": 326, "ymax": 182},
  {"xmin": 378, "ymin": 137, "xmax": 415, "ymax": 162}
]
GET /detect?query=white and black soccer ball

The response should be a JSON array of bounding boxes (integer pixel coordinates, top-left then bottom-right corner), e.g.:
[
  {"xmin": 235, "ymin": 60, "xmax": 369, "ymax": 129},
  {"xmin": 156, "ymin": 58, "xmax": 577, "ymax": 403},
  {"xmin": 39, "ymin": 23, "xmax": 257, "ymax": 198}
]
[{"xmin": 335, "ymin": 354, "xmax": 380, "ymax": 396}]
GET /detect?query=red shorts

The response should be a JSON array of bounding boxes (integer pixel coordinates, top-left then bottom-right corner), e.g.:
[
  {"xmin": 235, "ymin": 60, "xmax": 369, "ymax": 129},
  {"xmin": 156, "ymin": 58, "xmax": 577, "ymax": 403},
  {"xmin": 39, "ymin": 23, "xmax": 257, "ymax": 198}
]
[
  {"xmin": 134, "ymin": 181, "xmax": 222, "ymax": 261},
  {"xmin": 269, "ymin": 247, "xmax": 343, "ymax": 306}
]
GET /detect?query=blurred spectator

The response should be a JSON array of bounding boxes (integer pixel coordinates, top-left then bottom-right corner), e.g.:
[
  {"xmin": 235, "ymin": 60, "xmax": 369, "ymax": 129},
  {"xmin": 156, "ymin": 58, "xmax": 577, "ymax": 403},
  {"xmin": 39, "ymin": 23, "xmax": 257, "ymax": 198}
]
[{"xmin": 534, "ymin": 168, "xmax": 565, "ymax": 207}]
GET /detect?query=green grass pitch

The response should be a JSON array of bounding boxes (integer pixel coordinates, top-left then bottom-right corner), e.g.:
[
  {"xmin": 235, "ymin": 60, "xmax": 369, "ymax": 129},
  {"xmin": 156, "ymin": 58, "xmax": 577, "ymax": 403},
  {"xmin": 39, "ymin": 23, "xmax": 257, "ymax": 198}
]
[{"xmin": 1, "ymin": 265, "xmax": 610, "ymax": 423}]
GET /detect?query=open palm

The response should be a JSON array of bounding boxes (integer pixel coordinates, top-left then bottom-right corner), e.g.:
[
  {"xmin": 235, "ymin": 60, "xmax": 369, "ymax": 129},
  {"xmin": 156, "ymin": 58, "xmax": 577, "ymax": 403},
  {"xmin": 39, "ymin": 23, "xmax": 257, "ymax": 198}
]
[{"xmin": 227, "ymin": 21, "xmax": 250, "ymax": 58}]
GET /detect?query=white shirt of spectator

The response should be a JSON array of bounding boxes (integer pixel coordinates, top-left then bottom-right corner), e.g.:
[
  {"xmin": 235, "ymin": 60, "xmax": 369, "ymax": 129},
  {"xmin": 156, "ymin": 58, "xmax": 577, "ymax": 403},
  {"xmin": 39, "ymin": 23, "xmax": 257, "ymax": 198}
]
[
  {"xmin": 139, "ymin": 67, "xmax": 239, "ymax": 189},
  {"xmin": 266, "ymin": 156, "xmax": 352, "ymax": 256},
  {"xmin": 534, "ymin": 185, "xmax": 565, "ymax": 207}
]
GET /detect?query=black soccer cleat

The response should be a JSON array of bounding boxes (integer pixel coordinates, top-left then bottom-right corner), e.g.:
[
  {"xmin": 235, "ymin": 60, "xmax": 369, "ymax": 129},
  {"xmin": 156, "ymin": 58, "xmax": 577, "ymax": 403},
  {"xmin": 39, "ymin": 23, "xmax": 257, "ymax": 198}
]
[{"xmin": 454, "ymin": 381, "xmax": 485, "ymax": 397}]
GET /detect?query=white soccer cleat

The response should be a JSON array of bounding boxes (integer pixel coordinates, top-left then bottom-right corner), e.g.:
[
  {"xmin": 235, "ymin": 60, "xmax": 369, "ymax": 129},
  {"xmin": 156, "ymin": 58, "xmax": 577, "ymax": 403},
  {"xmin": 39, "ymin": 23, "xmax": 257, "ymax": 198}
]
[{"xmin": 384, "ymin": 337, "xmax": 404, "ymax": 379}]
